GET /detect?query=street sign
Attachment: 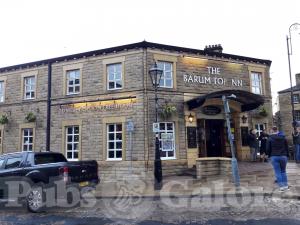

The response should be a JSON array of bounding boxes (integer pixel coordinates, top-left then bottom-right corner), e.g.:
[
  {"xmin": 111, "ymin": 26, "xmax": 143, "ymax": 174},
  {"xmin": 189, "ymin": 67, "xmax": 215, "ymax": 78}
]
[
  {"xmin": 153, "ymin": 123, "xmax": 159, "ymax": 133},
  {"xmin": 126, "ymin": 121, "xmax": 134, "ymax": 132}
]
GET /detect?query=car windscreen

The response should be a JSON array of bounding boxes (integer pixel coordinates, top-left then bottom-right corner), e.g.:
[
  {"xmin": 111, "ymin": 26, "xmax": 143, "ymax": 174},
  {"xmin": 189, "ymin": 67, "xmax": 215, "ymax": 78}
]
[{"xmin": 34, "ymin": 153, "xmax": 67, "ymax": 165}]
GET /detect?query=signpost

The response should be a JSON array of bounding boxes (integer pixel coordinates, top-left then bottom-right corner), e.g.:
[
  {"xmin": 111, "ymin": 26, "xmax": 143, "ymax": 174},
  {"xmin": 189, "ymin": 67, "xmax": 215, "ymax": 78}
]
[
  {"xmin": 222, "ymin": 95, "xmax": 240, "ymax": 187},
  {"xmin": 126, "ymin": 120, "xmax": 134, "ymax": 173}
]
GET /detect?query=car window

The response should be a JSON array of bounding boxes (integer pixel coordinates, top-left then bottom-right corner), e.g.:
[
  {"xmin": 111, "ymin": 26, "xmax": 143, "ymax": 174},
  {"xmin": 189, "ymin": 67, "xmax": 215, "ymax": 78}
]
[
  {"xmin": 0, "ymin": 158, "xmax": 4, "ymax": 169},
  {"xmin": 34, "ymin": 154, "xmax": 67, "ymax": 165},
  {"xmin": 5, "ymin": 156, "xmax": 22, "ymax": 169}
]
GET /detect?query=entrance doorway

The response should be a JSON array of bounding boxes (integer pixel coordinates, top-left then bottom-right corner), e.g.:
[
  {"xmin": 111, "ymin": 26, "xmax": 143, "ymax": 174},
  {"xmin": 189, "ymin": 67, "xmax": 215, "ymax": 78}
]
[
  {"xmin": 205, "ymin": 120, "xmax": 224, "ymax": 157},
  {"xmin": 197, "ymin": 119, "xmax": 224, "ymax": 157}
]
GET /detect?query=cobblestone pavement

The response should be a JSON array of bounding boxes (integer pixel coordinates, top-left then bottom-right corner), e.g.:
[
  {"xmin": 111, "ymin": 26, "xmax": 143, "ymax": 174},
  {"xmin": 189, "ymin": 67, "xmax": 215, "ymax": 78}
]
[{"xmin": 0, "ymin": 195, "xmax": 300, "ymax": 225}]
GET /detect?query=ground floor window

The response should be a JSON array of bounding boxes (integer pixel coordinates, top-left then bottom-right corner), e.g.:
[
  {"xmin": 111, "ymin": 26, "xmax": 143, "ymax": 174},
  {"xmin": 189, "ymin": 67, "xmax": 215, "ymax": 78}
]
[
  {"xmin": 65, "ymin": 125, "xmax": 80, "ymax": 161},
  {"xmin": 159, "ymin": 122, "xmax": 175, "ymax": 159},
  {"xmin": 255, "ymin": 124, "xmax": 265, "ymax": 137},
  {"xmin": 107, "ymin": 123, "xmax": 123, "ymax": 160},
  {"xmin": 22, "ymin": 128, "xmax": 34, "ymax": 151},
  {"xmin": 295, "ymin": 110, "xmax": 300, "ymax": 121}
]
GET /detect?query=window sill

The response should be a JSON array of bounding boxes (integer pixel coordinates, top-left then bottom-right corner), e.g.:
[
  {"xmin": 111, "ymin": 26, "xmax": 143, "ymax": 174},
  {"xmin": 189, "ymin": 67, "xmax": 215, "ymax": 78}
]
[
  {"xmin": 161, "ymin": 157, "xmax": 176, "ymax": 160},
  {"xmin": 106, "ymin": 159, "xmax": 122, "ymax": 161}
]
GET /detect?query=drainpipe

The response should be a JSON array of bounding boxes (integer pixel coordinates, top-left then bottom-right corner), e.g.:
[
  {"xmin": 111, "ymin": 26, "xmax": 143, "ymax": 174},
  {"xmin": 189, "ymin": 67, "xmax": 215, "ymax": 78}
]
[{"xmin": 46, "ymin": 62, "xmax": 52, "ymax": 151}]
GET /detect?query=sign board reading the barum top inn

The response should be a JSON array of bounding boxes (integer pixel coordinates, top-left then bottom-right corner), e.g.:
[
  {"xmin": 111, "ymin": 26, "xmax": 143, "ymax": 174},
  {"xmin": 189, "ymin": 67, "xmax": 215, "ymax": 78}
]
[{"xmin": 184, "ymin": 66, "xmax": 243, "ymax": 87}]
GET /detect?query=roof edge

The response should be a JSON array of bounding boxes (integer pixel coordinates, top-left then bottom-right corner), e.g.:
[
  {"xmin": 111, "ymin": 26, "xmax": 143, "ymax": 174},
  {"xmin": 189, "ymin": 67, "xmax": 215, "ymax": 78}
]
[{"xmin": 0, "ymin": 41, "xmax": 272, "ymax": 73}]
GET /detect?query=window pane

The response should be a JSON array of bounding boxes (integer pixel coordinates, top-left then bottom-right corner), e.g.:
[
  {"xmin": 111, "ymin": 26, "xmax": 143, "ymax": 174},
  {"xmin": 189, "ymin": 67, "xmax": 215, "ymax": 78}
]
[
  {"xmin": 108, "ymin": 73, "xmax": 114, "ymax": 81},
  {"xmin": 73, "ymin": 152, "xmax": 78, "ymax": 159},
  {"xmin": 67, "ymin": 152, "xmax": 72, "ymax": 159},
  {"xmin": 109, "ymin": 82, "xmax": 115, "ymax": 89},
  {"xmin": 116, "ymin": 124, "xmax": 122, "ymax": 132},
  {"xmin": 116, "ymin": 151, "xmax": 122, "ymax": 158},
  {"xmin": 67, "ymin": 135, "xmax": 72, "ymax": 142},
  {"xmin": 74, "ymin": 126, "xmax": 79, "ymax": 134},
  {"xmin": 74, "ymin": 135, "xmax": 79, "ymax": 142},
  {"xmin": 67, "ymin": 144, "xmax": 73, "ymax": 150},
  {"xmin": 67, "ymin": 127, "xmax": 73, "ymax": 134},
  {"xmin": 116, "ymin": 81, "xmax": 122, "ymax": 88},
  {"xmin": 116, "ymin": 142, "xmax": 122, "ymax": 149},
  {"xmin": 116, "ymin": 133, "xmax": 122, "ymax": 140},
  {"xmin": 108, "ymin": 124, "xmax": 115, "ymax": 132},
  {"xmin": 165, "ymin": 80, "xmax": 172, "ymax": 87},
  {"xmin": 108, "ymin": 151, "xmax": 114, "ymax": 159},
  {"xmin": 108, "ymin": 133, "xmax": 114, "ymax": 140},
  {"xmin": 108, "ymin": 142, "xmax": 114, "ymax": 149}
]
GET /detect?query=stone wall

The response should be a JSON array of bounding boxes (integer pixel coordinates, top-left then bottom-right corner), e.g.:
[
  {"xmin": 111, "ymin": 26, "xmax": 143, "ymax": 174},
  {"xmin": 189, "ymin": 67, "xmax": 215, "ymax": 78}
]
[{"xmin": 196, "ymin": 157, "xmax": 232, "ymax": 179}]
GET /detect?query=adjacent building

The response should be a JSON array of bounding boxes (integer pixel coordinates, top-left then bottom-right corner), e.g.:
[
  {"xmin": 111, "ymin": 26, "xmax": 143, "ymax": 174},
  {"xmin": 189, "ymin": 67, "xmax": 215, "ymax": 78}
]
[
  {"xmin": 0, "ymin": 41, "xmax": 272, "ymax": 181},
  {"xmin": 278, "ymin": 73, "xmax": 300, "ymax": 142}
]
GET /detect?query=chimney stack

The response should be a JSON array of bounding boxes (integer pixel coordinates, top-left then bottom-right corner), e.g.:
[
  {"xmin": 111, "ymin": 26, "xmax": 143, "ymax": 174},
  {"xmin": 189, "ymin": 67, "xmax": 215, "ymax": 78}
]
[
  {"xmin": 204, "ymin": 44, "xmax": 223, "ymax": 53},
  {"xmin": 296, "ymin": 73, "xmax": 300, "ymax": 86}
]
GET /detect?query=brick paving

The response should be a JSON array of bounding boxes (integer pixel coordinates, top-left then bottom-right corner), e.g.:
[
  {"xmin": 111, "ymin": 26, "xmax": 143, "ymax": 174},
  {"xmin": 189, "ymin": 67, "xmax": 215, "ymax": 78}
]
[{"xmin": 95, "ymin": 161, "xmax": 300, "ymax": 198}]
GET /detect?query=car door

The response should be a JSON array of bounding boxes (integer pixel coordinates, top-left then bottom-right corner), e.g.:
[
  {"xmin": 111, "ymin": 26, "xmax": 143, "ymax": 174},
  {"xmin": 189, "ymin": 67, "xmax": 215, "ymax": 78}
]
[
  {"xmin": 0, "ymin": 155, "xmax": 25, "ymax": 199},
  {"xmin": 0, "ymin": 157, "xmax": 5, "ymax": 199}
]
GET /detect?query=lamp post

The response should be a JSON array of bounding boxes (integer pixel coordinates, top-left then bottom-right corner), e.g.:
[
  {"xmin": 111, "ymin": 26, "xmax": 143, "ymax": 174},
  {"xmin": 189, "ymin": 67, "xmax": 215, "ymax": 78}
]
[
  {"xmin": 287, "ymin": 23, "xmax": 300, "ymax": 129},
  {"xmin": 222, "ymin": 94, "xmax": 240, "ymax": 187},
  {"xmin": 149, "ymin": 62, "xmax": 164, "ymax": 190}
]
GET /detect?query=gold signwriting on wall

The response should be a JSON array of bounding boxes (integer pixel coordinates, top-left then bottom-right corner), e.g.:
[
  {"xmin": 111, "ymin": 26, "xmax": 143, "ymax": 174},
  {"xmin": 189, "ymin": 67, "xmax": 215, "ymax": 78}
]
[{"xmin": 59, "ymin": 98, "xmax": 137, "ymax": 113}]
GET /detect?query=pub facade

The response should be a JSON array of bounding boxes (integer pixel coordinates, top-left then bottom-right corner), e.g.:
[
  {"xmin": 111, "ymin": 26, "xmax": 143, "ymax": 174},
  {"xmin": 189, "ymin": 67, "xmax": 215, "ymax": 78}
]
[{"xmin": 0, "ymin": 41, "xmax": 272, "ymax": 181}]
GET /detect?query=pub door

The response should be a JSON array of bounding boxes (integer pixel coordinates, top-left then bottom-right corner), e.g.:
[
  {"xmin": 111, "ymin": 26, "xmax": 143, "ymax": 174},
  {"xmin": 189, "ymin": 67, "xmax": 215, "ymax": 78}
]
[{"xmin": 206, "ymin": 119, "xmax": 225, "ymax": 157}]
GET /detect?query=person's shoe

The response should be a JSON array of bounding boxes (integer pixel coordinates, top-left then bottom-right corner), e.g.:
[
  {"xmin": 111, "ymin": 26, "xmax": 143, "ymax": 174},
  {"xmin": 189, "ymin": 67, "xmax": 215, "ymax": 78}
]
[{"xmin": 279, "ymin": 186, "xmax": 290, "ymax": 192}]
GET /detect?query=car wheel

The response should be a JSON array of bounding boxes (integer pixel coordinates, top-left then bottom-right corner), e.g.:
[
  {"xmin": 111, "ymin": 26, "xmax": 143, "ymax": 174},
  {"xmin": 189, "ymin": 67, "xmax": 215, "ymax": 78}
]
[{"xmin": 26, "ymin": 184, "xmax": 44, "ymax": 213}]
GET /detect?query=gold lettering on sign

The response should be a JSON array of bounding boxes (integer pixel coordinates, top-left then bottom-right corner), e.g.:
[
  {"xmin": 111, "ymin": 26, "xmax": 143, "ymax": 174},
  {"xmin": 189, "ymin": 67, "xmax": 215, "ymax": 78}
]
[{"xmin": 59, "ymin": 98, "xmax": 136, "ymax": 113}]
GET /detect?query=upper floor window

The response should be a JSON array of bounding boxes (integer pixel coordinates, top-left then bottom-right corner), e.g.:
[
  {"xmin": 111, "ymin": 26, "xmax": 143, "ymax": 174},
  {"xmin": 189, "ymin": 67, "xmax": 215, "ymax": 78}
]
[
  {"xmin": 66, "ymin": 69, "xmax": 80, "ymax": 95},
  {"xmin": 293, "ymin": 94, "xmax": 300, "ymax": 104},
  {"xmin": 0, "ymin": 81, "xmax": 4, "ymax": 102},
  {"xmin": 107, "ymin": 63, "xmax": 122, "ymax": 90},
  {"xmin": 158, "ymin": 61, "xmax": 173, "ymax": 88},
  {"xmin": 22, "ymin": 128, "xmax": 34, "ymax": 152},
  {"xmin": 24, "ymin": 76, "xmax": 35, "ymax": 100},
  {"xmin": 251, "ymin": 72, "xmax": 262, "ymax": 95}
]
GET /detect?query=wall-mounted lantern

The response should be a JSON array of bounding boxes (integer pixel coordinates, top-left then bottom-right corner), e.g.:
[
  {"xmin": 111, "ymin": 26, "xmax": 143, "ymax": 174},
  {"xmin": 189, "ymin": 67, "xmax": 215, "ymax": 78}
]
[{"xmin": 188, "ymin": 113, "xmax": 194, "ymax": 123}]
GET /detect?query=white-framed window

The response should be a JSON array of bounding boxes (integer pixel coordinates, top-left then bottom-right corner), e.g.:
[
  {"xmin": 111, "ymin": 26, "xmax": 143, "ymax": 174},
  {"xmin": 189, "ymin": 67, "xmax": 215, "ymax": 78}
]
[
  {"xmin": 22, "ymin": 128, "xmax": 34, "ymax": 152},
  {"xmin": 66, "ymin": 69, "xmax": 80, "ymax": 95},
  {"xmin": 0, "ymin": 81, "xmax": 4, "ymax": 102},
  {"xmin": 24, "ymin": 76, "xmax": 35, "ymax": 99},
  {"xmin": 251, "ymin": 72, "xmax": 262, "ymax": 95},
  {"xmin": 295, "ymin": 110, "xmax": 300, "ymax": 121},
  {"xmin": 107, "ymin": 63, "xmax": 122, "ymax": 90},
  {"xmin": 293, "ymin": 94, "xmax": 300, "ymax": 104},
  {"xmin": 107, "ymin": 123, "xmax": 123, "ymax": 160},
  {"xmin": 255, "ymin": 124, "xmax": 265, "ymax": 137},
  {"xmin": 158, "ymin": 61, "xmax": 173, "ymax": 88},
  {"xmin": 159, "ymin": 122, "xmax": 175, "ymax": 159},
  {"xmin": 65, "ymin": 126, "xmax": 80, "ymax": 161}
]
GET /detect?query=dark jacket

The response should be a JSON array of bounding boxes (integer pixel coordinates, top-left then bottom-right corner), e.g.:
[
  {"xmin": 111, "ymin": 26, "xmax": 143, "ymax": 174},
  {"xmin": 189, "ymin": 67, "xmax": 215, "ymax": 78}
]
[
  {"xmin": 248, "ymin": 133, "xmax": 258, "ymax": 148},
  {"xmin": 259, "ymin": 133, "xmax": 269, "ymax": 154},
  {"xmin": 292, "ymin": 131, "xmax": 300, "ymax": 145},
  {"xmin": 266, "ymin": 133, "xmax": 289, "ymax": 157}
]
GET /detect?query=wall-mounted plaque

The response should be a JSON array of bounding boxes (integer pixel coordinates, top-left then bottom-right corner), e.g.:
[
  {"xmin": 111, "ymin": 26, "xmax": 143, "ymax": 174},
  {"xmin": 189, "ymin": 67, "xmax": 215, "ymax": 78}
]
[
  {"xmin": 202, "ymin": 106, "xmax": 221, "ymax": 115},
  {"xmin": 187, "ymin": 127, "xmax": 197, "ymax": 148}
]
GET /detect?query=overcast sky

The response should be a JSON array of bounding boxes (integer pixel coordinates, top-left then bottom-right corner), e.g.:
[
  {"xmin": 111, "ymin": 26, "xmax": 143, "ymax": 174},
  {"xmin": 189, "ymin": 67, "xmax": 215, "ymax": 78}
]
[{"xmin": 0, "ymin": 0, "xmax": 300, "ymax": 111}]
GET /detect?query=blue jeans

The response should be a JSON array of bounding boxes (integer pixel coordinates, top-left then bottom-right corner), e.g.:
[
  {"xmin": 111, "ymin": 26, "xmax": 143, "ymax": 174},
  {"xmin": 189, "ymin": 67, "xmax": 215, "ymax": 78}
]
[
  {"xmin": 295, "ymin": 144, "xmax": 300, "ymax": 162},
  {"xmin": 270, "ymin": 156, "xmax": 288, "ymax": 187}
]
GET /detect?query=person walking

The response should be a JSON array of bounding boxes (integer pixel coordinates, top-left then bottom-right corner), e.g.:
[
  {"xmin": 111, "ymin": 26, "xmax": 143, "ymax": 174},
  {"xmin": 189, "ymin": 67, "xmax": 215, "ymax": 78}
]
[
  {"xmin": 259, "ymin": 130, "xmax": 269, "ymax": 162},
  {"xmin": 266, "ymin": 126, "xmax": 289, "ymax": 191},
  {"xmin": 292, "ymin": 126, "xmax": 300, "ymax": 163},
  {"xmin": 248, "ymin": 129, "xmax": 259, "ymax": 162}
]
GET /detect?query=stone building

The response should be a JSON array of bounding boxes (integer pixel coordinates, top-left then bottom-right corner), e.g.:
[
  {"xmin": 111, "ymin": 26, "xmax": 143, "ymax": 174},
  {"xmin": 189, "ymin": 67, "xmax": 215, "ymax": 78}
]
[
  {"xmin": 0, "ymin": 41, "xmax": 272, "ymax": 181},
  {"xmin": 278, "ymin": 73, "xmax": 300, "ymax": 143}
]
